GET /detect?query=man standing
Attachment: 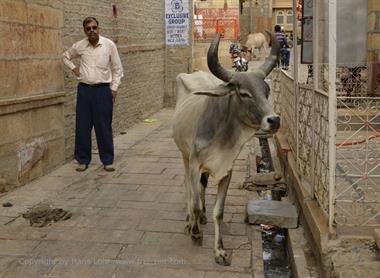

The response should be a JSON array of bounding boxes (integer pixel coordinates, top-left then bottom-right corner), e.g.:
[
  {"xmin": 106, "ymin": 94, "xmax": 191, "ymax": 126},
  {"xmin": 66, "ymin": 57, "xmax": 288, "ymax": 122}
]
[
  {"xmin": 63, "ymin": 17, "xmax": 123, "ymax": 172},
  {"xmin": 274, "ymin": 25, "xmax": 290, "ymax": 70}
]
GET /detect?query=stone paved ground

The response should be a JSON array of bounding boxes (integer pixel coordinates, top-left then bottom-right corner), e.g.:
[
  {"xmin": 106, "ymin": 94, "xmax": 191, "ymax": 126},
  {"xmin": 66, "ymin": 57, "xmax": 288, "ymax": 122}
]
[{"xmin": 0, "ymin": 109, "xmax": 262, "ymax": 278}]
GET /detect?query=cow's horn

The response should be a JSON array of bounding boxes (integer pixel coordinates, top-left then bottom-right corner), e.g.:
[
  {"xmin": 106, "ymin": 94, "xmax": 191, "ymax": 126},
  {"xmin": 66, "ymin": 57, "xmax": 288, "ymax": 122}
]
[
  {"xmin": 256, "ymin": 30, "xmax": 280, "ymax": 78},
  {"xmin": 207, "ymin": 33, "xmax": 233, "ymax": 82}
]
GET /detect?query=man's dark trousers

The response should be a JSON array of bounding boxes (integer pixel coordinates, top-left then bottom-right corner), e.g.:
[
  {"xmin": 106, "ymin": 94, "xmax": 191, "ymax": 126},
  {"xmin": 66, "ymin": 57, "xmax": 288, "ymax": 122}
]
[{"xmin": 75, "ymin": 82, "xmax": 114, "ymax": 166}]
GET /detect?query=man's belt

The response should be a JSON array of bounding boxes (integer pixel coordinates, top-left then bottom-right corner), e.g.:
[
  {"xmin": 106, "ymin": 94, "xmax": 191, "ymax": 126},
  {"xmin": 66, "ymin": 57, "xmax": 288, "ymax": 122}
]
[{"xmin": 79, "ymin": 82, "xmax": 110, "ymax": 87}]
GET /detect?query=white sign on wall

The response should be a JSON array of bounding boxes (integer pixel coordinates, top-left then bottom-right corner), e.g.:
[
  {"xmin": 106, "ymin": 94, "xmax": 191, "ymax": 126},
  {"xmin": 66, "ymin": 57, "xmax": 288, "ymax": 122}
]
[{"xmin": 165, "ymin": 0, "xmax": 189, "ymax": 46}]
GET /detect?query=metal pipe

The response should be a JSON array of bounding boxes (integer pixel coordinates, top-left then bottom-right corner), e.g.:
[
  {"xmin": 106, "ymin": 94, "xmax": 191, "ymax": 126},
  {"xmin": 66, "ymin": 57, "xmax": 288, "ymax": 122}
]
[
  {"xmin": 328, "ymin": 0, "xmax": 337, "ymax": 236},
  {"xmin": 249, "ymin": 0, "xmax": 253, "ymax": 33},
  {"xmin": 311, "ymin": 0, "xmax": 319, "ymax": 199},
  {"xmin": 292, "ymin": 0, "xmax": 299, "ymax": 167}
]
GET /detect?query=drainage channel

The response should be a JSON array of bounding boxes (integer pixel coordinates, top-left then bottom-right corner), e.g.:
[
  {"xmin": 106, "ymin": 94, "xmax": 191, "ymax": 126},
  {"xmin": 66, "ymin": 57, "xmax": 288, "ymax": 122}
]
[{"xmin": 257, "ymin": 137, "xmax": 292, "ymax": 278}]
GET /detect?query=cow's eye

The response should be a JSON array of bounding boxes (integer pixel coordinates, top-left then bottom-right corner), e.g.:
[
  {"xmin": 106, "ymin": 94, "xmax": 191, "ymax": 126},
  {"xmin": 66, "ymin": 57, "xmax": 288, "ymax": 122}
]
[{"xmin": 239, "ymin": 91, "xmax": 253, "ymax": 98}]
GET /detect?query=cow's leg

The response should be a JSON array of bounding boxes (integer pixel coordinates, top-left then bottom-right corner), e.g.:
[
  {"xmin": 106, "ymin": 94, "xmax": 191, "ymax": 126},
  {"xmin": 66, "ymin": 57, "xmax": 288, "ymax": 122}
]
[
  {"xmin": 263, "ymin": 43, "xmax": 267, "ymax": 54},
  {"xmin": 182, "ymin": 156, "xmax": 192, "ymax": 233},
  {"xmin": 213, "ymin": 171, "xmax": 232, "ymax": 266},
  {"xmin": 189, "ymin": 164, "xmax": 203, "ymax": 245},
  {"xmin": 200, "ymin": 172, "xmax": 209, "ymax": 224}
]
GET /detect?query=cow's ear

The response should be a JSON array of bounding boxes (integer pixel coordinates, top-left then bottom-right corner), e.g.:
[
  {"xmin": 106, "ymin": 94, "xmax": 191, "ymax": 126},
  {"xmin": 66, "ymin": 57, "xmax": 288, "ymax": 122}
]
[{"xmin": 193, "ymin": 84, "xmax": 233, "ymax": 97}]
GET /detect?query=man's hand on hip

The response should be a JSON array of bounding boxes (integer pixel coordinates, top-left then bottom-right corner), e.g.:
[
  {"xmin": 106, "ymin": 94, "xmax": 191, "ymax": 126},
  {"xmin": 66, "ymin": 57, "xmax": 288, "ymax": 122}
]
[
  {"xmin": 72, "ymin": 67, "xmax": 80, "ymax": 77},
  {"xmin": 112, "ymin": 90, "xmax": 117, "ymax": 103}
]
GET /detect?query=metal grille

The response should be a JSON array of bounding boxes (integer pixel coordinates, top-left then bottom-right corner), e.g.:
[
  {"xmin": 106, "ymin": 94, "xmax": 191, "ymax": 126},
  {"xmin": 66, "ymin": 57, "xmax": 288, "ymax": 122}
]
[
  {"xmin": 193, "ymin": 18, "xmax": 239, "ymax": 40},
  {"xmin": 335, "ymin": 97, "xmax": 380, "ymax": 226},
  {"xmin": 313, "ymin": 90, "xmax": 329, "ymax": 213},
  {"xmin": 273, "ymin": 64, "xmax": 380, "ymax": 228},
  {"xmin": 297, "ymin": 84, "xmax": 313, "ymax": 180},
  {"xmin": 272, "ymin": 69, "xmax": 330, "ymax": 215}
]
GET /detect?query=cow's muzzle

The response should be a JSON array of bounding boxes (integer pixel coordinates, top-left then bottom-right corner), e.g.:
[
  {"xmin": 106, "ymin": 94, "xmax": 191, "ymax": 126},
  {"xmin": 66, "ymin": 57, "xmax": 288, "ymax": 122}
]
[{"xmin": 261, "ymin": 115, "xmax": 280, "ymax": 132}]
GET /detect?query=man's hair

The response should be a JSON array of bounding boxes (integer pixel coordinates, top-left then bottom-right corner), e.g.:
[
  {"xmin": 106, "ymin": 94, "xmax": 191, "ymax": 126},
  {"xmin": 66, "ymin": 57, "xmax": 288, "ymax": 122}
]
[
  {"xmin": 274, "ymin": 25, "xmax": 281, "ymax": 32},
  {"xmin": 83, "ymin": 17, "xmax": 99, "ymax": 28}
]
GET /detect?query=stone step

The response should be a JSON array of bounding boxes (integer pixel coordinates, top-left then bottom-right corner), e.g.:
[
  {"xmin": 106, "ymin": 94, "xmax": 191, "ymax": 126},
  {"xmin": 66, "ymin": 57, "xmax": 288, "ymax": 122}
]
[{"xmin": 246, "ymin": 200, "xmax": 298, "ymax": 228}]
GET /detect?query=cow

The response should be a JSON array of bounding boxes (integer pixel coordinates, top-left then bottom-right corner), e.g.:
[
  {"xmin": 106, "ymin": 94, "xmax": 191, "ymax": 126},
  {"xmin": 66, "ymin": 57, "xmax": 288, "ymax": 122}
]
[
  {"xmin": 245, "ymin": 32, "xmax": 267, "ymax": 58},
  {"xmin": 172, "ymin": 30, "xmax": 280, "ymax": 266}
]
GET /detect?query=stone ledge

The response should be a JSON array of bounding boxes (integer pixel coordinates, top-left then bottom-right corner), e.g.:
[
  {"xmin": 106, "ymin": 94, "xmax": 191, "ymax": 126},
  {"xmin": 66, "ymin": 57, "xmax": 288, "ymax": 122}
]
[
  {"xmin": 0, "ymin": 92, "xmax": 65, "ymax": 115},
  {"xmin": 274, "ymin": 131, "xmax": 329, "ymax": 255},
  {"xmin": 119, "ymin": 43, "xmax": 165, "ymax": 54}
]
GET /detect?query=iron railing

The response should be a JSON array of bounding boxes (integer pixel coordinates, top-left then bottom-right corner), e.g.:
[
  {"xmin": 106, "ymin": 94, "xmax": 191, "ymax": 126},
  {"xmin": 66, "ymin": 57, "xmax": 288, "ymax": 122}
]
[{"xmin": 272, "ymin": 64, "xmax": 380, "ymax": 231}]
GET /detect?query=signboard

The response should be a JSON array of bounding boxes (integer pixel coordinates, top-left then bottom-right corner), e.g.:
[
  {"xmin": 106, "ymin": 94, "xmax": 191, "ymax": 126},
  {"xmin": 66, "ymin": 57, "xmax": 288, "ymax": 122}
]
[
  {"xmin": 301, "ymin": 0, "xmax": 313, "ymax": 64},
  {"xmin": 165, "ymin": 0, "xmax": 190, "ymax": 46}
]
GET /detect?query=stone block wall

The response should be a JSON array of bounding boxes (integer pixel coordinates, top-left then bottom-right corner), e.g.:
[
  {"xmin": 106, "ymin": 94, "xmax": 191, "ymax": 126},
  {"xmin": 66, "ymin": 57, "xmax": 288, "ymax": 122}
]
[
  {"xmin": 1, "ymin": 0, "xmax": 191, "ymax": 190},
  {"xmin": 0, "ymin": 0, "xmax": 65, "ymax": 191},
  {"xmin": 62, "ymin": 0, "xmax": 167, "ymax": 159},
  {"xmin": 240, "ymin": 0, "xmax": 273, "ymax": 43},
  {"xmin": 193, "ymin": 40, "xmax": 232, "ymax": 72}
]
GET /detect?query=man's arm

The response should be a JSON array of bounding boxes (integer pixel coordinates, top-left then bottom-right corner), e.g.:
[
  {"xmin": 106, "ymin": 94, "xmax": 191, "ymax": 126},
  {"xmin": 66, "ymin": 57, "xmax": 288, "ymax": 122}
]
[
  {"xmin": 63, "ymin": 45, "xmax": 80, "ymax": 77},
  {"xmin": 109, "ymin": 43, "xmax": 123, "ymax": 91},
  {"xmin": 109, "ymin": 43, "xmax": 124, "ymax": 102}
]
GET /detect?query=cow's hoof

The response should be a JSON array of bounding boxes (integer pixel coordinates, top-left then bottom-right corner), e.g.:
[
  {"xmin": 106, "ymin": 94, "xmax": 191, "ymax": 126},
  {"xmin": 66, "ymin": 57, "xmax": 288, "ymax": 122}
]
[
  {"xmin": 199, "ymin": 214, "xmax": 207, "ymax": 225},
  {"xmin": 184, "ymin": 224, "xmax": 191, "ymax": 235},
  {"xmin": 191, "ymin": 233, "xmax": 203, "ymax": 246},
  {"xmin": 214, "ymin": 250, "xmax": 231, "ymax": 266}
]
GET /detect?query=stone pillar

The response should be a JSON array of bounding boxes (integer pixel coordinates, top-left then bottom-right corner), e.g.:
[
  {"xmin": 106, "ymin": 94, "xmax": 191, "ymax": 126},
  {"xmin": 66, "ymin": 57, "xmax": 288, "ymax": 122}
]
[
  {"xmin": 368, "ymin": 0, "xmax": 380, "ymax": 95},
  {"xmin": 0, "ymin": 0, "xmax": 65, "ymax": 191},
  {"xmin": 164, "ymin": 0, "xmax": 193, "ymax": 108},
  {"xmin": 368, "ymin": 0, "xmax": 380, "ymax": 62}
]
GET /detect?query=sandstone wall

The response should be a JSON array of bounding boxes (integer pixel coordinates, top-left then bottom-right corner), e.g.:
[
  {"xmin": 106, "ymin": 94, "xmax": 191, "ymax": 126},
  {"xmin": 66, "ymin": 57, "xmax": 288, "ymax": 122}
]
[
  {"xmin": 62, "ymin": 0, "xmax": 167, "ymax": 159},
  {"xmin": 1, "ymin": 0, "xmax": 192, "ymax": 190},
  {"xmin": 0, "ymin": 0, "xmax": 65, "ymax": 191}
]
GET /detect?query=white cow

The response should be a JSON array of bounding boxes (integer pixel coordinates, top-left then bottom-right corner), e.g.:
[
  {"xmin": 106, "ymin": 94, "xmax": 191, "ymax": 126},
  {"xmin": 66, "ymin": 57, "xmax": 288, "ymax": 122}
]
[
  {"xmin": 245, "ymin": 32, "xmax": 267, "ymax": 58},
  {"xmin": 172, "ymin": 31, "xmax": 280, "ymax": 265}
]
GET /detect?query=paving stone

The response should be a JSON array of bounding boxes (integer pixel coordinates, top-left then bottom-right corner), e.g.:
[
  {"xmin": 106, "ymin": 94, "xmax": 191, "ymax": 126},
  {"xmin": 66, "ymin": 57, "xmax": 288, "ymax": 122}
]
[
  {"xmin": 1, "ymin": 225, "xmax": 52, "ymax": 241},
  {"xmin": 0, "ymin": 205, "xmax": 30, "ymax": 218},
  {"xmin": 137, "ymin": 219, "xmax": 185, "ymax": 233},
  {"xmin": 0, "ymin": 216, "xmax": 14, "ymax": 225},
  {"xmin": 246, "ymin": 200, "xmax": 298, "ymax": 228},
  {"xmin": 231, "ymin": 213, "xmax": 247, "ymax": 223},
  {"xmin": 117, "ymin": 190, "xmax": 160, "ymax": 202},
  {"xmin": 113, "ymin": 265, "xmax": 205, "ymax": 278},
  {"xmin": 0, "ymin": 256, "xmax": 17, "ymax": 273},
  {"xmin": 44, "ymin": 227, "xmax": 143, "ymax": 244},
  {"xmin": 118, "ymin": 244, "xmax": 248, "ymax": 272},
  {"xmin": 231, "ymin": 249, "xmax": 251, "ymax": 268},
  {"xmin": 117, "ymin": 200, "xmax": 186, "ymax": 212},
  {"xmin": 157, "ymin": 192, "xmax": 186, "ymax": 204},
  {"xmin": 31, "ymin": 241, "xmax": 122, "ymax": 260},
  {"xmin": 226, "ymin": 196, "xmax": 248, "ymax": 206},
  {"xmin": 48, "ymin": 263, "xmax": 117, "ymax": 278},
  {"xmin": 117, "ymin": 163, "xmax": 166, "ymax": 174},
  {"xmin": 229, "ymin": 223, "xmax": 248, "ymax": 236},
  {"xmin": 117, "ymin": 173, "xmax": 182, "ymax": 186},
  {"xmin": 1, "ymin": 257, "xmax": 54, "ymax": 278},
  {"xmin": 96, "ymin": 207, "xmax": 158, "ymax": 219},
  {"xmin": 0, "ymin": 240, "xmax": 40, "ymax": 256},
  {"xmin": 156, "ymin": 210, "xmax": 187, "ymax": 221},
  {"xmin": 204, "ymin": 271, "xmax": 252, "ymax": 278}
]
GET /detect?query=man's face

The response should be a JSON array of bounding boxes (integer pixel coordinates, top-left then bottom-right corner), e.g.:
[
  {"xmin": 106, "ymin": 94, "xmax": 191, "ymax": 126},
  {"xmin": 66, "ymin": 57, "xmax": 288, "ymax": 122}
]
[{"xmin": 84, "ymin": 20, "xmax": 99, "ymax": 41}]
